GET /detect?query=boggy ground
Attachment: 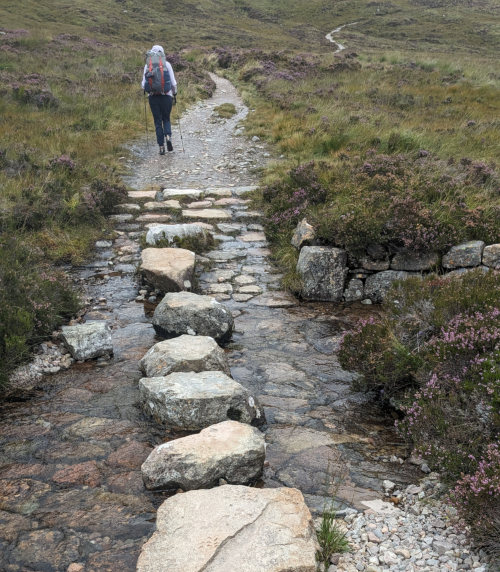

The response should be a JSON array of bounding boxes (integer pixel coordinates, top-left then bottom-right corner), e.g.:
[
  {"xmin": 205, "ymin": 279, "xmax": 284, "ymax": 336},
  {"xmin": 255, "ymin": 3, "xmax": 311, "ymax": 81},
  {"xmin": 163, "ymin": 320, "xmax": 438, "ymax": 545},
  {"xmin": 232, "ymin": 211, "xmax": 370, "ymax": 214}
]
[{"xmin": 0, "ymin": 75, "xmax": 419, "ymax": 572}]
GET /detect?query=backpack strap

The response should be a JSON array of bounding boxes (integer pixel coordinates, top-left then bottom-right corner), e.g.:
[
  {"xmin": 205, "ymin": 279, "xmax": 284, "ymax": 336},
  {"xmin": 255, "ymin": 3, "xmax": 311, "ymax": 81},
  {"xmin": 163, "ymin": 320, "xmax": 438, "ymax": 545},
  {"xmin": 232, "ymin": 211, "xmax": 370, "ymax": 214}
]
[{"xmin": 159, "ymin": 57, "xmax": 165, "ymax": 93}]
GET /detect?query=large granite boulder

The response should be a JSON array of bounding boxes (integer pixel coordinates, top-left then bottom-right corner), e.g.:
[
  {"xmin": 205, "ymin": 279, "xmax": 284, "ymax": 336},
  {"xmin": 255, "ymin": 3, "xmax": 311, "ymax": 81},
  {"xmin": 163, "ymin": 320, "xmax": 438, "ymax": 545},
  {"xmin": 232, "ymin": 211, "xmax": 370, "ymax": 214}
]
[
  {"xmin": 139, "ymin": 335, "xmax": 230, "ymax": 377},
  {"xmin": 136, "ymin": 485, "xmax": 318, "ymax": 572},
  {"xmin": 291, "ymin": 218, "xmax": 315, "ymax": 249},
  {"xmin": 482, "ymin": 244, "xmax": 500, "ymax": 269},
  {"xmin": 152, "ymin": 292, "xmax": 234, "ymax": 344},
  {"xmin": 60, "ymin": 322, "xmax": 113, "ymax": 361},
  {"xmin": 296, "ymin": 246, "xmax": 348, "ymax": 301},
  {"xmin": 141, "ymin": 420, "xmax": 265, "ymax": 490},
  {"xmin": 145, "ymin": 223, "xmax": 212, "ymax": 246},
  {"xmin": 364, "ymin": 270, "xmax": 409, "ymax": 303},
  {"xmin": 140, "ymin": 248, "xmax": 195, "ymax": 293},
  {"xmin": 442, "ymin": 241, "xmax": 485, "ymax": 269},
  {"xmin": 139, "ymin": 371, "xmax": 261, "ymax": 429}
]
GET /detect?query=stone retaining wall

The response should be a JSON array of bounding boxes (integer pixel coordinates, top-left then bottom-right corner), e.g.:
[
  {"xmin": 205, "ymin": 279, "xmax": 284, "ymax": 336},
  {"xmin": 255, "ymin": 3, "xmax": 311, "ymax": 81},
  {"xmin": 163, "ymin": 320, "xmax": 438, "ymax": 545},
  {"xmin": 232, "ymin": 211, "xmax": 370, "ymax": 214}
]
[{"xmin": 293, "ymin": 220, "xmax": 499, "ymax": 303}]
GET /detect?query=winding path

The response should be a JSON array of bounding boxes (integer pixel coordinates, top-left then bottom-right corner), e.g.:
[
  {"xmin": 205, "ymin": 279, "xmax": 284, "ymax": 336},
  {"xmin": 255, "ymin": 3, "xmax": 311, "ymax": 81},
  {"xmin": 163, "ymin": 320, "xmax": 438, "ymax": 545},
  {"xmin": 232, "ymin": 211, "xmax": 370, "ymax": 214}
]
[{"xmin": 326, "ymin": 22, "xmax": 359, "ymax": 53}]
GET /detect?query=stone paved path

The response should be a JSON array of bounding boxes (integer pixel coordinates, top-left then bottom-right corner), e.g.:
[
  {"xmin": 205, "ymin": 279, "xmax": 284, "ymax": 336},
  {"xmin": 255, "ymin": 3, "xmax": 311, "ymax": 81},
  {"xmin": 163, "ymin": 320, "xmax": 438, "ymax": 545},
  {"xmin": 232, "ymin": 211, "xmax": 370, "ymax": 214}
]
[{"xmin": 0, "ymin": 74, "xmax": 420, "ymax": 572}]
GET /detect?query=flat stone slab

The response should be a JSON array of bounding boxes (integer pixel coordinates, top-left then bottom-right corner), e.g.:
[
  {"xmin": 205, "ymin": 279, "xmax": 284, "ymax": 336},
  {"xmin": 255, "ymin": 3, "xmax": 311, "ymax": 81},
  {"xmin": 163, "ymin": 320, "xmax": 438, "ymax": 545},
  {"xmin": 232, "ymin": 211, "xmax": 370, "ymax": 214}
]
[
  {"xmin": 213, "ymin": 197, "xmax": 249, "ymax": 206},
  {"xmin": 205, "ymin": 188, "xmax": 233, "ymax": 197},
  {"xmin": 136, "ymin": 213, "xmax": 171, "ymax": 222},
  {"xmin": 217, "ymin": 223, "xmax": 244, "ymax": 233},
  {"xmin": 145, "ymin": 223, "xmax": 212, "ymax": 246},
  {"xmin": 128, "ymin": 190, "xmax": 157, "ymax": 199},
  {"xmin": 143, "ymin": 200, "xmax": 181, "ymax": 211},
  {"xmin": 115, "ymin": 203, "xmax": 141, "ymax": 213},
  {"xmin": 152, "ymin": 291, "xmax": 234, "ymax": 344},
  {"xmin": 136, "ymin": 485, "xmax": 318, "ymax": 572},
  {"xmin": 237, "ymin": 285, "xmax": 263, "ymax": 295},
  {"xmin": 185, "ymin": 200, "xmax": 213, "ymax": 209},
  {"xmin": 161, "ymin": 188, "xmax": 203, "ymax": 199},
  {"xmin": 140, "ymin": 371, "xmax": 261, "ymax": 429},
  {"xmin": 61, "ymin": 322, "xmax": 113, "ymax": 361},
  {"xmin": 140, "ymin": 248, "xmax": 195, "ymax": 292},
  {"xmin": 109, "ymin": 213, "xmax": 134, "ymax": 223},
  {"xmin": 182, "ymin": 209, "xmax": 231, "ymax": 220},
  {"xmin": 234, "ymin": 275, "xmax": 256, "ymax": 286},
  {"xmin": 140, "ymin": 335, "xmax": 230, "ymax": 377},
  {"xmin": 249, "ymin": 292, "xmax": 297, "ymax": 307},
  {"xmin": 240, "ymin": 231, "xmax": 266, "ymax": 242},
  {"xmin": 206, "ymin": 250, "xmax": 246, "ymax": 261},
  {"xmin": 141, "ymin": 420, "xmax": 265, "ymax": 490}
]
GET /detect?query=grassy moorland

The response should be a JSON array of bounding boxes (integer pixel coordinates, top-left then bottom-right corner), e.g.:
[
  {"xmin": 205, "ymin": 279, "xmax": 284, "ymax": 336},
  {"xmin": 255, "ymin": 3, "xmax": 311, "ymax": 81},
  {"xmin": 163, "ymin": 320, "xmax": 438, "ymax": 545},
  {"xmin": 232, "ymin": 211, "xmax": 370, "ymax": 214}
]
[{"xmin": 1, "ymin": 0, "xmax": 499, "ymax": 555}]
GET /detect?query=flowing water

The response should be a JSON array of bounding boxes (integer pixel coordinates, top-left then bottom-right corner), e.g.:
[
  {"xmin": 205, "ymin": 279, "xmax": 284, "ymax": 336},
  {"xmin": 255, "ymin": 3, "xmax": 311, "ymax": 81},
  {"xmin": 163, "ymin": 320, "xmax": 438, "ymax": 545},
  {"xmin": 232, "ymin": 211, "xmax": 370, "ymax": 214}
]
[{"xmin": 0, "ymin": 75, "xmax": 419, "ymax": 571}]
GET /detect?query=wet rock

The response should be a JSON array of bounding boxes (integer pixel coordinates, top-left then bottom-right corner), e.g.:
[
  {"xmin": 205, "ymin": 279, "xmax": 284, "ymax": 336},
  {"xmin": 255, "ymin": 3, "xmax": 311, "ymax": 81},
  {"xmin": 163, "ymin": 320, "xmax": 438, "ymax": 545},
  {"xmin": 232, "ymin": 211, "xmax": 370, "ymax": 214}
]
[
  {"xmin": 139, "ymin": 371, "xmax": 261, "ymax": 429},
  {"xmin": 145, "ymin": 223, "xmax": 212, "ymax": 246},
  {"xmin": 364, "ymin": 270, "xmax": 409, "ymax": 303},
  {"xmin": 482, "ymin": 243, "xmax": 500, "ymax": 268},
  {"xmin": 10, "ymin": 529, "xmax": 81, "ymax": 571},
  {"xmin": 344, "ymin": 278, "xmax": 364, "ymax": 302},
  {"xmin": 140, "ymin": 248, "xmax": 195, "ymax": 293},
  {"xmin": 206, "ymin": 249, "xmax": 246, "ymax": 261},
  {"xmin": 137, "ymin": 485, "xmax": 318, "ymax": 572},
  {"xmin": 107, "ymin": 471, "xmax": 145, "ymax": 495},
  {"xmin": 60, "ymin": 322, "xmax": 113, "ymax": 361},
  {"xmin": 152, "ymin": 292, "xmax": 234, "ymax": 344},
  {"xmin": 139, "ymin": 335, "xmax": 230, "ymax": 377},
  {"xmin": 442, "ymin": 240, "xmax": 485, "ymax": 268},
  {"xmin": 52, "ymin": 461, "xmax": 102, "ymax": 488},
  {"xmin": 141, "ymin": 420, "xmax": 265, "ymax": 490},
  {"xmin": 0, "ymin": 479, "xmax": 50, "ymax": 515},
  {"xmin": 232, "ymin": 293, "xmax": 254, "ymax": 302},
  {"xmin": 249, "ymin": 292, "xmax": 297, "ymax": 307},
  {"xmin": 291, "ymin": 218, "xmax": 315, "ymax": 249},
  {"xmin": 297, "ymin": 246, "xmax": 348, "ymax": 301},
  {"xmin": 0, "ymin": 510, "xmax": 32, "ymax": 543},
  {"xmin": 237, "ymin": 284, "xmax": 262, "ymax": 295},
  {"xmin": 391, "ymin": 251, "xmax": 439, "ymax": 271},
  {"xmin": 106, "ymin": 440, "xmax": 153, "ymax": 469}
]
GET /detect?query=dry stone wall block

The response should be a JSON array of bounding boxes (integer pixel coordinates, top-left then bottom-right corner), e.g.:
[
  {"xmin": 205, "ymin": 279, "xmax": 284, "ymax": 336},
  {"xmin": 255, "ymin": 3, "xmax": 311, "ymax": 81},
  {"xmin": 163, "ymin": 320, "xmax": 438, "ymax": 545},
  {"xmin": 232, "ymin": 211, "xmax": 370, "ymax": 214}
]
[
  {"xmin": 139, "ymin": 372, "xmax": 262, "ymax": 429},
  {"xmin": 141, "ymin": 420, "xmax": 265, "ymax": 490},
  {"xmin": 152, "ymin": 292, "xmax": 234, "ymax": 344},
  {"xmin": 139, "ymin": 335, "xmax": 230, "ymax": 377},
  {"xmin": 391, "ymin": 251, "xmax": 439, "ymax": 272},
  {"xmin": 364, "ymin": 270, "xmax": 409, "ymax": 303},
  {"xmin": 442, "ymin": 241, "xmax": 485, "ymax": 269},
  {"xmin": 297, "ymin": 246, "xmax": 348, "ymax": 301},
  {"xmin": 140, "ymin": 248, "xmax": 195, "ymax": 293},
  {"xmin": 344, "ymin": 278, "xmax": 364, "ymax": 302},
  {"xmin": 482, "ymin": 244, "xmax": 500, "ymax": 269},
  {"xmin": 136, "ymin": 485, "xmax": 318, "ymax": 572},
  {"xmin": 61, "ymin": 322, "xmax": 113, "ymax": 361}
]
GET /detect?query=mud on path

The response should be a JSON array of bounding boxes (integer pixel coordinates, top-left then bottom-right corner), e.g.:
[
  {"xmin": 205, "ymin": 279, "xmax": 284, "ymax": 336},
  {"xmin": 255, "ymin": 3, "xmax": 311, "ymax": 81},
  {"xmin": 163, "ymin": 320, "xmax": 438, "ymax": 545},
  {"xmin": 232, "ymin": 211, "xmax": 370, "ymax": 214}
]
[{"xmin": 0, "ymin": 75, "xmax": 419, "ymax": 572}]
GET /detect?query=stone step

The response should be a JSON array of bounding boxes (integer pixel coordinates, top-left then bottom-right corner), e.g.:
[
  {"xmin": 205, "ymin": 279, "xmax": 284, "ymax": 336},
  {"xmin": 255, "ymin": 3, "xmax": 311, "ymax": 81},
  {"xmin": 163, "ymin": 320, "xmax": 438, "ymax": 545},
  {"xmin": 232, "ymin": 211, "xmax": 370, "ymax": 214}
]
[
  {"xmin": 182, "ymin": 208, "xmax": 231, "ymax": 220},
  {"xmin": 152, "ymin": 291, "xmax": 234, "ymax": 344},
  {"xmin": 139, "ymin": 335, "xmax": 230, "ymax": 378},
  {"xmin": 140, "ymin": 248, "xmax": 195, "ymax": 293},
  {"xmin": 145, "ymin": 223, "xmax": 213, "ymax": 246},
  {"xmin": 136, "ymin": 213, "xmax": 171, "ymax": 223},
  {"xmin": 139, "ymin": 371, "xmax": 262, "ymax": 429},
  {"xmin": 143, "ymin": 200, "xmax": 182, "ymax": 211},
  {"xmin": 141, "ymin": 420, "xmax": 265, "ymax": 490},
  {"xmin": 128, "ymin": 190, "xmax": 157, "ymax": 199},
  {"xmin": 136, "ymin": 485, "xmax": 318, "ymax": 572}
]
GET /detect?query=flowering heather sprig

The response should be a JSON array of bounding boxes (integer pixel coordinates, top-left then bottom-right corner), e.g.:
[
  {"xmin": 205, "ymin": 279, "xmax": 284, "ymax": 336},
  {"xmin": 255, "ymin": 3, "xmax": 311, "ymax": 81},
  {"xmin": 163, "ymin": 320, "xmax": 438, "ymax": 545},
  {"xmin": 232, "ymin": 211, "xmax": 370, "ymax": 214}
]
[{"xmin": 49, "ymin": 154, "xmax": 75, "ymax": 170}]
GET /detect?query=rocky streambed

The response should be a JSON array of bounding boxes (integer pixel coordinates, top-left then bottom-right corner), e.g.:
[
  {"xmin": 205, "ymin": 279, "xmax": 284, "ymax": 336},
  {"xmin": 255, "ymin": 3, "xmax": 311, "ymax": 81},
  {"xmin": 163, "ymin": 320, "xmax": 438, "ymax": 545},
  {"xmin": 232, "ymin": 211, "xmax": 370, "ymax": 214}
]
[{"xmin": 0, "ymin": 74, "xmax": 490, "ymax": 571}]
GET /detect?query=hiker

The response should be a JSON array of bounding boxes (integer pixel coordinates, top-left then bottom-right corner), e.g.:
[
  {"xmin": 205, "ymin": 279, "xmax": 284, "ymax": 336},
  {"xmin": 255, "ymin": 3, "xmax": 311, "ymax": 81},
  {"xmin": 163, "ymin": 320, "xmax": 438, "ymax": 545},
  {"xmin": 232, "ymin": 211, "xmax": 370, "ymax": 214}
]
[{"xmin": 142, "ymin": 45, "xmax": 177, "ymax": 155}]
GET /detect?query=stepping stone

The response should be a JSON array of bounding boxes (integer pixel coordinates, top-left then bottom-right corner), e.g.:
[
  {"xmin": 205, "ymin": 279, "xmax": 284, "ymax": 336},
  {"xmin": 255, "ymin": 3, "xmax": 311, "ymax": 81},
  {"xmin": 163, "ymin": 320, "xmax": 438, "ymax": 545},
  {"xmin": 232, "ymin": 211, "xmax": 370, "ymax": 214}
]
[
  {"xmin": 237, "ymin": 285, "xmax": 262, "ymax": 295},
  {"xmin": 182, "ymin": 209, "xmax": 231, "ymax": 220},
  {"xmin": 217, "ymin": 223, "xmax": 243, "ymax": 234},
  {"xmin": 234, "ymin": 275, "xmax": 256, "ymax": 286},
  {"xmin": 207, "ymin": 283, "xmax": 233, "ymax": 295},
  {"xmin": 139, "ymin": 373, "xmax": 262, "ymax": 430},
  {"xmin": 136, "ymin": 213, "xmax": 171, "ymax": 222},
  {"xmin": 139, "ymin": 335, "xmax": 230, "ymax": 377},
  {"xmin": 232, "ymin": 293, "xmax": 254, "ymax": 302},
  {"xmin": 206, "ymin": 250, "xmax": 246, "ymax": 261},
  {"xmin": 61, "ymin": 322, "xmax": 113, "ymax": 361},
  {"xmin": 213, "ymin": 197, "xmax": 249, "ymax": 206},
  {"xmin": 205, "ymin": 188, "xmax": 232, "ymax": 197},
  {"xmin": 143, "ymin": 200, "xmax": 181, "ymax": 211},
  {"xmin": 186, "ymin": 200, "xmax": 213, "ymax": 209},
  {"xmin": 233, "ymin": 210, "xmax": 261, "ymax": 219},
  {"xmin": 152, "ymin": 291, "xmax": 234, "ymax": 344},
  {"xmin": 136, "ymin": 485, "xmax": 318, "ymax": 572},
  {"xmin": 161, "ymin": 188, "xmax": 203, "ymax": 199},
  {"xmin": 141, "ymin": 420, "xmax": 265, "ymax": 490},
  {"xmin": 140, "ymin": 248, "xmax": 195, "ymax": 293},
  {"xmin": 146, "ymin": 223, "xmax": 212, "ymax": 246},
  {"xmin": 115, "ymin": 203, "xmax": 141, "ymax": 213},
  {"xmin": 249, "ymin": 292, "xmax": 297, "ymax": 308},
  {"xmin": 240, "ymin": 231, "xmax": 266, "ymax": 242},
  {"xmin": 128, "ymin": 190, "xmax": 157, "ymax": 199}
]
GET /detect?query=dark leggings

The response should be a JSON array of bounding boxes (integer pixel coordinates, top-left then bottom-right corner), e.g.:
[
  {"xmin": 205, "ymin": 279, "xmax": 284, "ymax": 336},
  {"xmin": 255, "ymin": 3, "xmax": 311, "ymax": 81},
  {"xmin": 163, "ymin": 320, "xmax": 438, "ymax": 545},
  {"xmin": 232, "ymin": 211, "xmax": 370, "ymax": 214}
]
[{"xmin": 148, "ymin": 94, "xmax": 173, "ymax": 146}]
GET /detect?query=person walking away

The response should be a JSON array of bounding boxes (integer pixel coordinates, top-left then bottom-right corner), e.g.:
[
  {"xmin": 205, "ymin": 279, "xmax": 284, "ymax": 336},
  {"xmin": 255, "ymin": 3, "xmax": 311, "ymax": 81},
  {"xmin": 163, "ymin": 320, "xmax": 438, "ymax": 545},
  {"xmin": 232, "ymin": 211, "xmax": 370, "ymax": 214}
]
[{"xmin": 142, "ymin": 45, "xmax": 177, "ymax": 155}]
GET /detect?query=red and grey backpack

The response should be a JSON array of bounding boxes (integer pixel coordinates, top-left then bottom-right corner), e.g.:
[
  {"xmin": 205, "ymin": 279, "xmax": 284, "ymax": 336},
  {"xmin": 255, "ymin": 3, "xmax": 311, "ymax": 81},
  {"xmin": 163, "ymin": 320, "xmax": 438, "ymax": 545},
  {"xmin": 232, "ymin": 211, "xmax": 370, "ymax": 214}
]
[{"xmin": 144, "ymin": 50, "xmax": 172, "ymax": 94}]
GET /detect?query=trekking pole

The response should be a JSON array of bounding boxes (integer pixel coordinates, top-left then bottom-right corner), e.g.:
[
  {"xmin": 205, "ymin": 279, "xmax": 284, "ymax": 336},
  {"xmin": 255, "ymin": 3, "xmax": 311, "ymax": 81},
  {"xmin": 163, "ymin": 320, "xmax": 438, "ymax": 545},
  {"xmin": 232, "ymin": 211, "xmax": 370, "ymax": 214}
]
[
  {"xmin": 143, "ymin": 92, "xmax": 150, "ymax": 150},
  {"xmin": 173, "ymin": 95, "xmax": 185, "ymax": 153}
]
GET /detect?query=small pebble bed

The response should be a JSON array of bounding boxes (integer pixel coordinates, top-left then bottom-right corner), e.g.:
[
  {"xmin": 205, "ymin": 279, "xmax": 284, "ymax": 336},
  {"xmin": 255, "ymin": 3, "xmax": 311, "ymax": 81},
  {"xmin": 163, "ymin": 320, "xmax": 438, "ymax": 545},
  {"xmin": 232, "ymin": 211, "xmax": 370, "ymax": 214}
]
[{"xmin": 329, "ymin": 474, "xmax": 492, "ymax": 572}]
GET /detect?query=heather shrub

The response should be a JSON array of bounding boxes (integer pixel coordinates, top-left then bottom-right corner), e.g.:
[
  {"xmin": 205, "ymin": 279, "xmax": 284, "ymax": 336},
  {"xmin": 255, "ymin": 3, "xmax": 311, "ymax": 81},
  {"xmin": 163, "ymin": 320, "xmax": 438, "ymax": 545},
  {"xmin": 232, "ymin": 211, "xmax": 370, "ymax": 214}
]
[
  {"xmin": 0, "ymin": 238, "xmax": 79, "ymax": 389},
  {"xmin": 339, "ymin": 270, "xmax": 499, "ymax": 552}
]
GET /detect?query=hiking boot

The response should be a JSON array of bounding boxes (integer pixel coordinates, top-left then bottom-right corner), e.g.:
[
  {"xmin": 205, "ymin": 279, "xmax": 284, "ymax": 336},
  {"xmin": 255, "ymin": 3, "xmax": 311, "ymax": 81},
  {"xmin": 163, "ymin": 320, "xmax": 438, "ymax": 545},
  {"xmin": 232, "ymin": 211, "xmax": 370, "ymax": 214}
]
[
  {"xmin": 159, "ymin": 146, "xmax": 165, "ymax": 155},
  {"xmin": 166, "ymin": 136, "xmax": 173, "ymax": 152}
]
